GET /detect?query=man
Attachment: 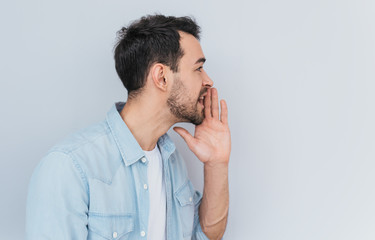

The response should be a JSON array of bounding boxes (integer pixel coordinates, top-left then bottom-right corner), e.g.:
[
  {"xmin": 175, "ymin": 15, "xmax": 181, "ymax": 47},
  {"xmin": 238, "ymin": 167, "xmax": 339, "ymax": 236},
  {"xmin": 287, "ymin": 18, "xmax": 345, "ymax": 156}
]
[{"xmin": 26, "ymin": 14, "xmax": 231, "ymax": 240}]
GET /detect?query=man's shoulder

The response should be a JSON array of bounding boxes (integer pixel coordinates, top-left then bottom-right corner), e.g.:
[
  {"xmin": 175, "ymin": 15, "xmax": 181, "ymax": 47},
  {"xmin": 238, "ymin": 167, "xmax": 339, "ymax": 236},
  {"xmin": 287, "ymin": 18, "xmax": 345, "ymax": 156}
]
[
  {"xmin": 49, "ymin": 120, "xmax": 110, "ymax": 154},
  {"xmin": 43, "ymin": 120, "xmax": 123, "ymax": 182}
]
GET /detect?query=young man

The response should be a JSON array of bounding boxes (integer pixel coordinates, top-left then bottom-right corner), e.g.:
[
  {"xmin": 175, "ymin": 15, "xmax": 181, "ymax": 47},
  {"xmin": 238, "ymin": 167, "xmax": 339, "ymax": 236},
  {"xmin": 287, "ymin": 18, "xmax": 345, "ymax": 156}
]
[{"xmin": 26, "ymin": 15, "xmax": 231, "ymax": 240}]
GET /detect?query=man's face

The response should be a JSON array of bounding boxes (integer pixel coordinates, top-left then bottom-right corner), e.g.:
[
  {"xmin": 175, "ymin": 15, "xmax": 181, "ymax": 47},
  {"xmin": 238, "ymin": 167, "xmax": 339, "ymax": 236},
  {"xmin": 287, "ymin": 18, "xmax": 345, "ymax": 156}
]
[{"xmin": 167, "ymin": 32, "xmax": 213, "ymax": 125}]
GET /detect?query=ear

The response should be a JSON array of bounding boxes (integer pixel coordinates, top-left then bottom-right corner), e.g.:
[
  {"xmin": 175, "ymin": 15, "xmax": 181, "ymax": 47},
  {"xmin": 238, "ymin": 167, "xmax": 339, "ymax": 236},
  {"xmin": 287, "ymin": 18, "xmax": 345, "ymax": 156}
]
[{"xmin": 150, "ymin": 63, "xmax": 168, "ymax": 92}]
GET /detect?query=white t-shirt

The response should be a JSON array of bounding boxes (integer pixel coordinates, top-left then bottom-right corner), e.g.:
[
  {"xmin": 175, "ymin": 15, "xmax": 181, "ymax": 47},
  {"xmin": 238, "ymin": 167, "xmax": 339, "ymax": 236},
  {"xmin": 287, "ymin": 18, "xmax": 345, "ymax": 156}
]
[{"xmin": 144, "ymin": 144, "xmax": 166, "ymax": 240}]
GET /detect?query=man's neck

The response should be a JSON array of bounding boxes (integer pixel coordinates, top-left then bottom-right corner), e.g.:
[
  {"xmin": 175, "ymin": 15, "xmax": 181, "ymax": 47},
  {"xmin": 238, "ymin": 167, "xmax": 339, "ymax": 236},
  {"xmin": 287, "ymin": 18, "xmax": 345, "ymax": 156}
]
[{"xmin": 120, "ymin": 97, "xmax": 176, "ymax": 151}]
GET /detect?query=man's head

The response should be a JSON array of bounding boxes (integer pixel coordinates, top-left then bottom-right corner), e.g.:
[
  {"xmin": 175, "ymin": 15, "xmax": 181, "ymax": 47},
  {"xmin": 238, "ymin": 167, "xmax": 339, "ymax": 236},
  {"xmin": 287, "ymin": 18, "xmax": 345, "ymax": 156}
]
[
  {"xmin": 114, "ymin": 15, "xmax": 200, "ymax": 98},
  {"xmin": 114, "ymin": 14, "xmax": 213, "ymax": 125}
]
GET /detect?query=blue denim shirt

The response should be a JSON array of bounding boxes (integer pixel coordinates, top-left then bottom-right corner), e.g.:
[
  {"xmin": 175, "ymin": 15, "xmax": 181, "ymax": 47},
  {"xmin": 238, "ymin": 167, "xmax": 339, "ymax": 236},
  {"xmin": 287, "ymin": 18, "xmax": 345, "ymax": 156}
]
[{"xmin": 26, "ymin": 102, "xmax": 209, "ymax": 240}]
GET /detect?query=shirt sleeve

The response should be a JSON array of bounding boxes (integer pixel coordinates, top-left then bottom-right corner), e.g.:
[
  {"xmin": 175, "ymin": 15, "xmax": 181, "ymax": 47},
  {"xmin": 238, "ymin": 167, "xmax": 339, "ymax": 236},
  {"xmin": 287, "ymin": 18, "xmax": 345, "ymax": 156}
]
[{"xmin": 26, "ymin": 151, "xmax": 89, "ymax": 239}]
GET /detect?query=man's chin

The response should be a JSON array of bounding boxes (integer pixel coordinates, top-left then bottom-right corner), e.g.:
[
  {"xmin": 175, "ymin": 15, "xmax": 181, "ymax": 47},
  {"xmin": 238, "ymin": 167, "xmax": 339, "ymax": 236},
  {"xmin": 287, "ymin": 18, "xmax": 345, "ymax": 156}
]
[
  {"xmin": 171, "ymin": 105, "xmax": 204, "ymax": 125},
  {"xmin": 177, "ymin": 114, "xmax": 203, "ymax": 126},
  {"xmin": 192, "ymin": 113, "xmax": 204, "ymax": 125}
]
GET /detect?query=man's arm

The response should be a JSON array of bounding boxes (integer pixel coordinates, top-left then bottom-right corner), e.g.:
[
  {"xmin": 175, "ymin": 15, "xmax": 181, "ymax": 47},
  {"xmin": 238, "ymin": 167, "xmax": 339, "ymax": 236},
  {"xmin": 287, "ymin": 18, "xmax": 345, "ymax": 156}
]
[
  {"xmin": 174, "ymin": 87, "xmax": 231, "ymax": 239},
  {"xmin": 26, "ymin": 151, "xmax": 89, "ymax": 239},
  {"xmin": 199, "ymin": 162, "xmax": 229, "ymax": 239}
]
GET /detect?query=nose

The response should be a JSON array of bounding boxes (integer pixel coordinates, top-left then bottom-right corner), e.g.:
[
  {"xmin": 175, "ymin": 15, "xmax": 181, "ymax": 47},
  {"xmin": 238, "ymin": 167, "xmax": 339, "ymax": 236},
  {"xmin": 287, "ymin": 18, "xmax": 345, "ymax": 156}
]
[{"xmin": 202, "ymin": 70, "xmax": 213, "ymax": 88}]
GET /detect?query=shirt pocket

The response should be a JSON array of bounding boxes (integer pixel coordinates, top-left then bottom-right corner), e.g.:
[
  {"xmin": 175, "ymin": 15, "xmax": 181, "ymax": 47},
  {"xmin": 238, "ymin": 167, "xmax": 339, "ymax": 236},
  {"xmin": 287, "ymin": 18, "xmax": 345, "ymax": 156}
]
[
  {"xmin": 175, "ymin": 179, "xmax": 195, "ymax": 239},
  {"xmin": 87, "ymin": 213, "xmax": 135, "ymax": 240}
]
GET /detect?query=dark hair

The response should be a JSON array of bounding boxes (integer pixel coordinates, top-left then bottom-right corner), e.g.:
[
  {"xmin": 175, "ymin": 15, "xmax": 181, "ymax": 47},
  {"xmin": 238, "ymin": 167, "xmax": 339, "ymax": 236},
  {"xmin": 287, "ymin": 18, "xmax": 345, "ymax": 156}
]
[{"xmin": 113, "ymin": 14, "xmax": 201, "ymax": 98}]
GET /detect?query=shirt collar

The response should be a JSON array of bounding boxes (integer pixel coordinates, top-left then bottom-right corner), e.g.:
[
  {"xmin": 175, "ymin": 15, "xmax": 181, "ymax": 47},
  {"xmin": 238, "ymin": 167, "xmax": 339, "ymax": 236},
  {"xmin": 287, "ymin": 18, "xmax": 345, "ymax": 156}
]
[
  {"xmin": 106, "ymin": 102, "xmax": 176, "ymax": 167},
  {"xmin": 157, "ymin": 130, "xmax": 176, "ymax": 162}
]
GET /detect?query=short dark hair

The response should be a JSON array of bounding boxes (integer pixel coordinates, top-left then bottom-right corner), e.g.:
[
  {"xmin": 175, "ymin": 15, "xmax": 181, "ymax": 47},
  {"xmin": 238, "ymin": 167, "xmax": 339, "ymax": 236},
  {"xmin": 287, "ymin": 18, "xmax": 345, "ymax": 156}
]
[{"xmin": 113, "ymin": 14, "xmax": 201, "ymax": 98}]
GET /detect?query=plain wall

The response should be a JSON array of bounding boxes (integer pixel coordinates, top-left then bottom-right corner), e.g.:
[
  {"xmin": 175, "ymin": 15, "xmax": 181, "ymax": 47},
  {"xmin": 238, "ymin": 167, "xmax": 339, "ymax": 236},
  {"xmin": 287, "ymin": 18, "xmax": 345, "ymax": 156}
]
[{"xmin": 1, "ymin": 0, "xmax": 375, "ymax": 239}]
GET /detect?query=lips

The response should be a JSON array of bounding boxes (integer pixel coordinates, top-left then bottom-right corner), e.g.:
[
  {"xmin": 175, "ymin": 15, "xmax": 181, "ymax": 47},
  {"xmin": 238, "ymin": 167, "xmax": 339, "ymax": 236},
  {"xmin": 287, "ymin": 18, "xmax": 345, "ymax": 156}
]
[
  {"xmin": 199, "ymin": 91, "xmax": 208, "ymax": 100},
  {"xmin": 198, "ymin": 92, "xmax": 207, "ymax": 107}
]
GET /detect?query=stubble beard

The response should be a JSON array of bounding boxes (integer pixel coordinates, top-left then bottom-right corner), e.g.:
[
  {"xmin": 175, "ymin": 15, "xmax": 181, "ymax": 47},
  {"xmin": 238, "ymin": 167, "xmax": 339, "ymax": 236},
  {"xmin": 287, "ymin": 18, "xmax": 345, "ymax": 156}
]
[{"xmin": 167, "ymin": 77, "xmax": 205, "ymax": 125}]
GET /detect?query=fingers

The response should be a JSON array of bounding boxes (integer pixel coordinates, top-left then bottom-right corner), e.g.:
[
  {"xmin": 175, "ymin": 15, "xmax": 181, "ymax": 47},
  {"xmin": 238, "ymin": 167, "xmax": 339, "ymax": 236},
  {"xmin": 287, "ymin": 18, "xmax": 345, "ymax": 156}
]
[
  {"xmin": 220, "ymin": 99, "xmax": 228, "ymax": 124},
  {"xmin": 211, "ymin": 88, "xmax": 219, "ymax": 119},
  {"xmin": 205, "ymin": 88, "xmax": 227, "ymax": 123},
  {"xmin": 173, "ymin": 127, "xmax": 196, "ymax": 149},
  {"xmin": 204, "ymin": 88, "xmax": 212, "ymax": 118}
]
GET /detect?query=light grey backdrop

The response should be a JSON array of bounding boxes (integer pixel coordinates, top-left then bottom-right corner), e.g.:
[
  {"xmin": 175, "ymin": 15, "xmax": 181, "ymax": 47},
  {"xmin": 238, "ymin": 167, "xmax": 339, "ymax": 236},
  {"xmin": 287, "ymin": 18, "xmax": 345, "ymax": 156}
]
[{"xmin": 1, "ymin": 0, "xmax": 375, "ymax": 239}]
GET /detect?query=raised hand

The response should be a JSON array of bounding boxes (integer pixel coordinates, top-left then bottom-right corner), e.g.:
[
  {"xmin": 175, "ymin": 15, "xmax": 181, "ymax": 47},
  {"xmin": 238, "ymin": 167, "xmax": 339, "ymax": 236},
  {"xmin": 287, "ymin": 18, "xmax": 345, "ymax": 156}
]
[{"xmin": 174, "ymin": 88, "xmax": 231, "ymax": 166}]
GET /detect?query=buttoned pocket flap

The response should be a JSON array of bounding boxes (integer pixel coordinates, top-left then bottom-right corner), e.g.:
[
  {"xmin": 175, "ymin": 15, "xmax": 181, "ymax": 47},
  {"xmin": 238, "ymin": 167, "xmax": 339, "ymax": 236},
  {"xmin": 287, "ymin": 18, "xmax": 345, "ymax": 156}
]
[
  {"xmin": 88, "ymin": 213, "xmax": 134, "ymax": 240},
  {"xmin": 175, "ymin": 180, "xmax": 195, "ymax": 207}
]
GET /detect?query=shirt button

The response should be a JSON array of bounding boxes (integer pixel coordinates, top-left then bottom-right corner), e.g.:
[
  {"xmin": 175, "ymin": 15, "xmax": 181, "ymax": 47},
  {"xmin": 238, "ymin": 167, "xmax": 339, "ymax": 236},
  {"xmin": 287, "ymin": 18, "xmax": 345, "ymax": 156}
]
[
  {"xmin": 140, "ymin": 231, "xmax": 146, "ymax": 237},
  {"xmin": 113, "ymin": 232, "xmax": 118, "ymax": 238},
  {"xmin": 189, "ymin": 197, "xmax": 193, "ymax": 202},
  {"xmin": 141, "ymin": 157, "xmax": 146, "ymax": 163},
  {"xmin": 143, "ymin": 184, "xmax": 148, "ymax": 190}
]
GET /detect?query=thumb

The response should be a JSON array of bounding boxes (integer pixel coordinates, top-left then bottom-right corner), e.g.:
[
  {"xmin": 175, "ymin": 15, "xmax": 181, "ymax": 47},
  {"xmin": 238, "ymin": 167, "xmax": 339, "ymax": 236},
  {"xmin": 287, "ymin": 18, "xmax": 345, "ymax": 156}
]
[{"xmin": 173, "ymin": 127, "xmax": 196, "ymax": 149}]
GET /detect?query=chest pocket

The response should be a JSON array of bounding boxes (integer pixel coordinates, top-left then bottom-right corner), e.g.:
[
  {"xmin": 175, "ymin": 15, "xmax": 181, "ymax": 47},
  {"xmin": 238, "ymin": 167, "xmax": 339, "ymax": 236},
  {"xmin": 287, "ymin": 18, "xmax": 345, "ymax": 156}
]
[
  {"xmin": 175, "ymin": 180, "xmax": 196, "ymax": 238},
  {"xmin": 87, "ymin": 213, "xmax": 135, "ymax": 240}
]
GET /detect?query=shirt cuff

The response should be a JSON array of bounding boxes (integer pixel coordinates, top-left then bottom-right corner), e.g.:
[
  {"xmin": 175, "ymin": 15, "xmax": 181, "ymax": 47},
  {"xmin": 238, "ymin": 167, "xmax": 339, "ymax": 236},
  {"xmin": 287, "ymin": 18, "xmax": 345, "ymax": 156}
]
[{"xmin": 193, "ymin": 221, "xmax": 210, "ymax": 240}]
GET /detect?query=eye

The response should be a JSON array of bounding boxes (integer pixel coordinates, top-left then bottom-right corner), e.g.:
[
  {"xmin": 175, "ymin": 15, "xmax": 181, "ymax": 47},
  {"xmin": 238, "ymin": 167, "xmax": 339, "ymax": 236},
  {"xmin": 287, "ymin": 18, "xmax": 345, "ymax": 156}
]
[{"xmin": 196, "ymin": 66, "xmax": 203, "ymax": 72}]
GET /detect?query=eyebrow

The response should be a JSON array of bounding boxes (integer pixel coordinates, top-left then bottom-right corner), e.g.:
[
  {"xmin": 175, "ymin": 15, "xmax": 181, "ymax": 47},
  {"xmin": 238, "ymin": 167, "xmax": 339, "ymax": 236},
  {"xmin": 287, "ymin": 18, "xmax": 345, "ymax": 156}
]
[{"xmin": 195, "ymin": 57, "xmax": 206, "ymax": 65}]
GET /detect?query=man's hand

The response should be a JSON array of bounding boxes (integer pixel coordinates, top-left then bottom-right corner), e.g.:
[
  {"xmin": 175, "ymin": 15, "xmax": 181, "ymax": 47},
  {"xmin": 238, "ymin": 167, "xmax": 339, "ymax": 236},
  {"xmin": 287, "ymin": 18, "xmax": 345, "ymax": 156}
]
[{"xmin": 173, "ymin": 88, "xmax": 231, "ymax": 165}]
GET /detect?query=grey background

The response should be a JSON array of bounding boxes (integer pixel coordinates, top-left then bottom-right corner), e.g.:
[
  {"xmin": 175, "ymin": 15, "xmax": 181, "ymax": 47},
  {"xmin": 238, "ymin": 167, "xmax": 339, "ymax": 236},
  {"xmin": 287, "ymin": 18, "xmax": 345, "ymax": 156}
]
[{"xmin": 1, "ymin": 0, "xmax": 375, "ymax": 239}]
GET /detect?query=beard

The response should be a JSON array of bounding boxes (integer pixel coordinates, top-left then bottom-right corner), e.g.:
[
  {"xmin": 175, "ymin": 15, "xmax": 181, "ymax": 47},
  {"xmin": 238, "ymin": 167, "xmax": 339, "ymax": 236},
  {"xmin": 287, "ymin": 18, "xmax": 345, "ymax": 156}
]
[{"xmin": 167, "ymin": 77, "xmax": 206, "ymax": 125}]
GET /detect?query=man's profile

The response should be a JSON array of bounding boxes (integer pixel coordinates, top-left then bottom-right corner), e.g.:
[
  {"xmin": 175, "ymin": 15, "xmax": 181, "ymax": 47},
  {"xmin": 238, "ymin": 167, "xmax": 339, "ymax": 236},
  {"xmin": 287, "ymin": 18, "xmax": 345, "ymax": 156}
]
[{"xmin": 26, "ymin": 14, "xmax": 231, "ymax": 240}]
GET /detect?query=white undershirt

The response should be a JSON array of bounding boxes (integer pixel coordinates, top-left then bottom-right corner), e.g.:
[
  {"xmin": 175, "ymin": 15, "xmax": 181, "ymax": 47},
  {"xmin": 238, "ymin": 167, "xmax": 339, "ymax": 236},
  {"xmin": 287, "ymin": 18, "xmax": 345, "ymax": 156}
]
[{"xmin": 143, "ymin": 144, "xmax": 166, "ymax": 240}]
